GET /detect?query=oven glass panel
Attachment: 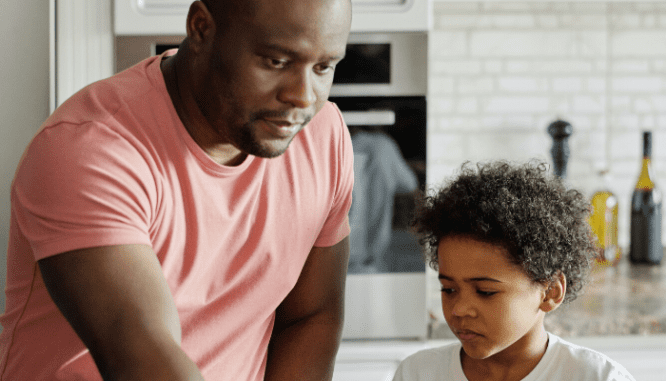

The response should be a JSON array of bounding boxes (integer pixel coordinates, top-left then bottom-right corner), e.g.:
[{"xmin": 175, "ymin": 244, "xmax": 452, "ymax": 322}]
[
  {"xmin": 155, "ymin": 43, "xmax": 181, "ymax": 55},
  {"xmin": 330, "ymin": 96, "xmax": 426, "ymax": 275},
  {"xmin": 333, "ymin": 43, "xmax": 390, "ymax": 84}
]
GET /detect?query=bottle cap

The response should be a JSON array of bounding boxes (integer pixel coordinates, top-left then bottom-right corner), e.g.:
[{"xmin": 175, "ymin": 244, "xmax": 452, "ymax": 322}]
[
  {"xmin": 547, "ymin": 120, "xmax": 573, "ymax": 139},
  {"xmin": 643, "ymin": 131, "xmax": 652, "ymax": 158}
]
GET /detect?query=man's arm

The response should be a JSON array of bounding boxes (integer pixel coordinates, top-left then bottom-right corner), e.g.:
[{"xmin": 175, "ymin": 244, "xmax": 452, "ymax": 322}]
[
  {"xmin": 265, "ymin": 236, "xmax": 350, "ymax": 381},
  {"xmin": 38, "ymin": 244, "xmax": 205, "ymax": 381}
]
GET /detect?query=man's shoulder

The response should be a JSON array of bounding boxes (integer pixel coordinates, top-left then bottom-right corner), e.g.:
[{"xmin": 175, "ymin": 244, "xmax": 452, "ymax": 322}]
[
  {"xmin": 292, "ymin": 101, "xmax": 349, "ymax": 154},
  {"xmin": 47, "ymin": 57, "xmax": 161, "ymax": 129},
  {"xmin": 310, "ymin": 101, "xmax": 345, "ymax": 127}
]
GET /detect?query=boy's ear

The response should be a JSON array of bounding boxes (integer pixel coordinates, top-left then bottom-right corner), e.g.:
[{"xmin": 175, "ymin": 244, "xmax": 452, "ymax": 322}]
[{"xmin": 540, "ymin": 272, "xmax": 566, "ymax": 313}]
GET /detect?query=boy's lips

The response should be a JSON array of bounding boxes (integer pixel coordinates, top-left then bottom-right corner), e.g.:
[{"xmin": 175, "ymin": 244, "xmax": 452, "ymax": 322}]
[{"xmin": 455, "ymin": 329, "xmax": 483, "ymax": 341}]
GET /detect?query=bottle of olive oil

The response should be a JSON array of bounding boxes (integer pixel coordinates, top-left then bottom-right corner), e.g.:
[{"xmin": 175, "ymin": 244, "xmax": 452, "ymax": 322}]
[
  {"xmin": 589, "ymin": 170, "xmax": 620, "ymax": 266},
  {"xmin": 629, "ymin": 131, "xmax": 663, "ymax": 265}
]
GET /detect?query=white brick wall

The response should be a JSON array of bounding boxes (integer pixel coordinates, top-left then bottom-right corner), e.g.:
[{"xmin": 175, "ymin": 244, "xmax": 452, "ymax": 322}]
[
  {"xmin": 426, "ymin": 1, "xmax": 666, "ymax": 326},
  {"xmin": 427, "ymin": 1, "xmax": 666, "ymax": 252}
]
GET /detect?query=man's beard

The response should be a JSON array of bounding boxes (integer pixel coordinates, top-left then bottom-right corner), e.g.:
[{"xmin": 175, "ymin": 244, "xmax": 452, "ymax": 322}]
[{"xmin": 233, "ymin": 111, "xmax": 312, "ymax": 159}]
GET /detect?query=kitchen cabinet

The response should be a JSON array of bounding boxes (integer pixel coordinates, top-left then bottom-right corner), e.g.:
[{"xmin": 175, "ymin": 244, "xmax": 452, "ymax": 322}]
[
  {"xmin": 333, "ymin": 340, "xmax": 431, "ymax": 381},
  {"xmin": 114, "ymin": 0, "xmax": 431, "ymax": 35}
]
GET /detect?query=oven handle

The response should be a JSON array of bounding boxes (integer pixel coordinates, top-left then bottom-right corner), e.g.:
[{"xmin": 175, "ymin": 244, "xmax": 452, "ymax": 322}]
[{"xmin": 340, "ymin": 110, "xmax": 396, "ymax": 126}]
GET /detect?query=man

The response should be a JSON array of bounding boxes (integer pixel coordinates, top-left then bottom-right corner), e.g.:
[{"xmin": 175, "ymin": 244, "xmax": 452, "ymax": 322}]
[{"xmin": 0, "ymin": 0, "xmax": 353, "ymax": 380}]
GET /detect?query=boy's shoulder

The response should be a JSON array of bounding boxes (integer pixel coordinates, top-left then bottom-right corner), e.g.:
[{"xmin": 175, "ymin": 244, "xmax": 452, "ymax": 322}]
[
  {"xmin": 532, "ymin": 333, "xmax": 636, "ymax": 381},
  {"xmin": 403, "ymin": 341, "xmax": 460, "ymax": 363},
  {"xmin": 393, "ymin": 342, "xmax": 465, "ymax": 381}
]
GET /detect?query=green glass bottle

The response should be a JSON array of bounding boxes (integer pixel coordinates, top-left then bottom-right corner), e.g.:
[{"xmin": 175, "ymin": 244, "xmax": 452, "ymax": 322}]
[{"xmin": 629, "ymin": 131, "xmax": 663, "ymax": 265}]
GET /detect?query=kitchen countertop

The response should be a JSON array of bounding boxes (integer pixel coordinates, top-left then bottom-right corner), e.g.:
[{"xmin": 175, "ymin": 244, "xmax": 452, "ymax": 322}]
[
  {"xmin": 431, "ymin": 249, "xmax": 666, "ymax": 339},
  {"xmin": 545, "ymin": 252, "xmax": 666, "ymax": 337}
]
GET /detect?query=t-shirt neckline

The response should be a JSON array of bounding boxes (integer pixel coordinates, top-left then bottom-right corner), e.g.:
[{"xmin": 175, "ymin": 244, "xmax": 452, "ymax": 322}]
[{"xmin": 453, "ymin": 332, "xmax": 557, "ymax": 381}]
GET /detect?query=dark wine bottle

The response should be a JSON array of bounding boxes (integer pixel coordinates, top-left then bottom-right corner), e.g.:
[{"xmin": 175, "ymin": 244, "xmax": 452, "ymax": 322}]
[{"xmin": 629, "ymin": 131, "xmax": 663, "ymax": 265}]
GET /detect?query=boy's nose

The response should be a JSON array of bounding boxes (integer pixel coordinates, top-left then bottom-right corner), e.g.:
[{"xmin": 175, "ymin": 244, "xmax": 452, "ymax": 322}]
[{"xmin": 451, "ymin": 299, "xmax": 477, "ymax": 318}]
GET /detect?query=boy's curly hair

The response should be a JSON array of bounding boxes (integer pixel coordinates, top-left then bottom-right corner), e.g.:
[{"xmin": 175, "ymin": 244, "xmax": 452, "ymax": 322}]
[{"xmin": 412, "ymin": 160, "xmax": 596, "ymax": 304}]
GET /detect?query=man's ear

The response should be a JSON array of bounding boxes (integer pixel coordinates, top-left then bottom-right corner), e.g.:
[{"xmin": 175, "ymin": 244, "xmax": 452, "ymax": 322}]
[
  {"xmin": 540, "ymin": 271, "xmax": 566, "ymax": 313},
  {"xmin": 185, "ymin": 1, "xmax": 216, "ymax": 53}
]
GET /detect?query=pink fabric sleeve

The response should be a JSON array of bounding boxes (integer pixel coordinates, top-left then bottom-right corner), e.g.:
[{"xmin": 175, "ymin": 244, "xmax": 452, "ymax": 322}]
[
  {"xmin": 312, "ymin": 104, "xmax": 354, "ymax": 248},
  {"xmin": 12, "ymin": 122, "xmax": 155, "ymax": 260}
]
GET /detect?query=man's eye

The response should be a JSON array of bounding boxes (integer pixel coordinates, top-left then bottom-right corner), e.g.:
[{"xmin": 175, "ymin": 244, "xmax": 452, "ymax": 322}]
[
  {"xmin": 315, "ymin": 64, "xmax": 334, "ymax": 74},
  {"xmin": 440, "ymin": 288, "xmax": 455, "ymax": 295},
  {"xmin": 266, "ymin": 58, "xmax": 287, "ymax": 69}
]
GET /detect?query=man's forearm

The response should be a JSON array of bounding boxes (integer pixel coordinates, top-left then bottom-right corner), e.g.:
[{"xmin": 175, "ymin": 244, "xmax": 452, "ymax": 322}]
[
  {"xmin": 108, "ymin": 336, "xmax": 206, "ymax": 381},
  {"xmin": 265, "ymin": 313, "xmax": 343, "ymax": 381}
]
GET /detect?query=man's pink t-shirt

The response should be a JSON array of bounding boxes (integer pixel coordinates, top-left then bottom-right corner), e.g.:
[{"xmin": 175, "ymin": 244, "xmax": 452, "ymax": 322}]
[{"xmin": 0, "ymin": 53, "xmax": 353, "ymax": 380}]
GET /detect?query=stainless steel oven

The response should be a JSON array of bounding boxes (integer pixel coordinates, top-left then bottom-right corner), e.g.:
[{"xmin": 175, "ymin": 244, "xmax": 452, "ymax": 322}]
[
  {"xmin": 114, "ymin": 31, "xmax": 429, "ymax": 340},
  {"xmin": 330, "ymin": 32, "xmax": 427, "ymax": 340}
]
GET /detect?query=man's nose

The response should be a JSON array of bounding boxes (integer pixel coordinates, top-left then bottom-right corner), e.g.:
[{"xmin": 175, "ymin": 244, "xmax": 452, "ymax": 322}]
[{"xmin": 279, "ymin": 69, "xmax": 316, "ymax": 109}]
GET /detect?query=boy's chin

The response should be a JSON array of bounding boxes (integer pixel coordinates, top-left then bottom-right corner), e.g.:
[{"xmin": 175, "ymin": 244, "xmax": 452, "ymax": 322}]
[{"xmin": 460, "ymin": 344, "xmax": 499, "ymax": 361}]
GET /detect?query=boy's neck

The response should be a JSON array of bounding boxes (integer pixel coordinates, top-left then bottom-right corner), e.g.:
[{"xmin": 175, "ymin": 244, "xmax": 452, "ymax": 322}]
[{"xmin": 461, "ymin": 325, "xmax": 549, "ymax": 381}]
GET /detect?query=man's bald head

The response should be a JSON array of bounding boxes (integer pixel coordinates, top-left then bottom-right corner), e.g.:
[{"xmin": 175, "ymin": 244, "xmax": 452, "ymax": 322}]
[
  {"xmin": 199, "ymin": 0, "xmax": 351, "ymax": 30},
  {"xmin": 170, "ymin": 0, "xmax": 352, "ymax": 161},
  {"xmin": 198, "ymin": 0, "xmax": 255, "ymax": 37}
]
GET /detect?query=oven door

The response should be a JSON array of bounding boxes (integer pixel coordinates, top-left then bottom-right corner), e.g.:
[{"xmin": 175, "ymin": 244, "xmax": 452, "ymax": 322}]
[
  {"xmin": 332, "ymin": 96, "xmax": 428, "ymax": 340},
  {"xmin": 329, "ymin": 31, "xmax": 428, "ymax": 340}
]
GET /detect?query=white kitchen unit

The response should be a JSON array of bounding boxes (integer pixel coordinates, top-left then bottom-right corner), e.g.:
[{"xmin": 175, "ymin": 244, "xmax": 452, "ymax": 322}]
[
  {"xmin": 114, "ymin": 0, "xmax": 431, "ymax": 35},
  {"xmin": 333, "ymin": 340, "xmax": 433, "ymax": 381},
  {"xmin": 341, "ymin": 272, "xmax": 427, "ymax": 340}
]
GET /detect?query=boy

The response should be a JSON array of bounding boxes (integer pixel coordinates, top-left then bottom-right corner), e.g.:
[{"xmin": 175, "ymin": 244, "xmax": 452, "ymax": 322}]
[{"xmin": 394, "ymin": 161, "xmax": 635, "ymax": 381}]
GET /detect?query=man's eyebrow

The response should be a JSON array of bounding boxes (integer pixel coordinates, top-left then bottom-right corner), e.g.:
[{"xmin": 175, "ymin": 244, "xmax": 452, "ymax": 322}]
[
  {"xmin": 260, "ymin": 43, "xmax": 299, "ymax": 57},
  {"xmin": 329, "ymin": 53, "xmax": 346, "ymax": 62},
  {"xmin": 260, "ymin": 43, "xmax": 346, "ymax": 62},
  {"xmin": 438, "ymin": 274, "xmax": 502, "ymax": 283}
]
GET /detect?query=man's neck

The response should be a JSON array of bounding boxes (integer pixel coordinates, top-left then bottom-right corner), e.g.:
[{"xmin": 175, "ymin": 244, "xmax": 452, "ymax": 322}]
[{"xmin": 160, "ymin": 54, "xmax": 246, "ymax": 167}]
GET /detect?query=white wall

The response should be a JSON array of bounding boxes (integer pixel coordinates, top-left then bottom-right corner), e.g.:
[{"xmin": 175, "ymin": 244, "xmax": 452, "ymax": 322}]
[
  {"xmin": 427, "ymin": 1, "xmax": 666, "ymax": 249},
  {"xmin": 0, "ymin": 2, "xmax": 50, "ymax": 313}
]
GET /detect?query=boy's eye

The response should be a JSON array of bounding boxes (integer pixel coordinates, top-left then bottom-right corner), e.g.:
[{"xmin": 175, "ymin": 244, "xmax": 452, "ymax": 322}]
[
  {"xmin": 477, "ymin": 290, "xmax": 497, "ymax": 297},
  {"xmin": 440, "ymin": 287, "xmax": 455, "ymax": 294}
]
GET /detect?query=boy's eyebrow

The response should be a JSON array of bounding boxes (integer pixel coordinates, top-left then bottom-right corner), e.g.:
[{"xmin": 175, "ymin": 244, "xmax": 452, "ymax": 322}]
[{"xmin": 438, "ymin": 274, "xmax": 503, "ymax": 283}]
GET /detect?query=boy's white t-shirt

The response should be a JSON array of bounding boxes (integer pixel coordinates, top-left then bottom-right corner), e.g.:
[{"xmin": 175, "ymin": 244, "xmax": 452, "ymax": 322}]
[{"xmin": 392, "ymin": 333, "xmax": 635, "ymax": 381}]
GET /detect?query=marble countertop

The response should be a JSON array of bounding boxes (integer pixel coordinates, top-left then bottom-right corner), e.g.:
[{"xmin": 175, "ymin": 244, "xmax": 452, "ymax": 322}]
[
  {"xmin": 431, "ymin": 250, "xmax": 666, "ymax": 339},
  {"xmin": 545, "ymin": 253, "xmax": 666, "ymax": 337}
]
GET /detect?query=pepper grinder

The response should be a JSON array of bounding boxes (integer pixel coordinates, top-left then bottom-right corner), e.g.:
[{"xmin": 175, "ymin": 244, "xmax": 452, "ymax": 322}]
[{"xmin": 547, "ymin": 119, "xmax": 573, "ymax": 179}]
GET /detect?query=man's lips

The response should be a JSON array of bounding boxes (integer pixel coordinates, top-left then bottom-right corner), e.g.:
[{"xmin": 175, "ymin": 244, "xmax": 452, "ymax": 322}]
[
  {"xmin": 264, "ymin": 119, "xmax": 303, "ymax": 127},
  {"xmin": 261, "ymin": 119, "xmax": 302, "ymax": 138}
]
